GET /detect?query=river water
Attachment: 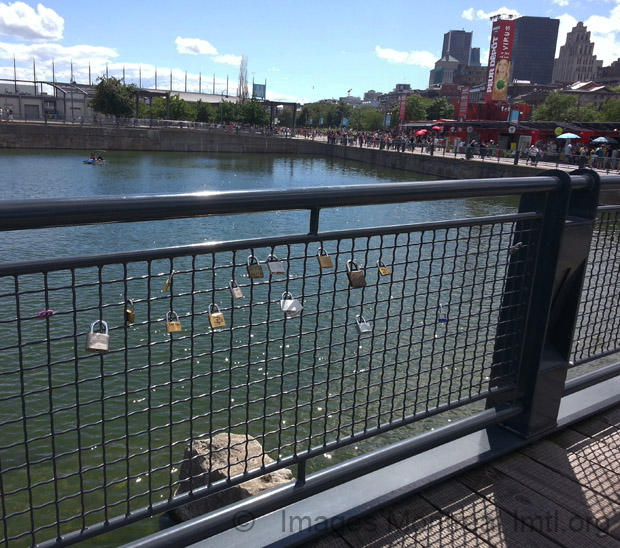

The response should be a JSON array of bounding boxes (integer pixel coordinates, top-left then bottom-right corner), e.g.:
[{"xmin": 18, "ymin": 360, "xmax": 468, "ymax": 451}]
[{"xmin": 0, "ymin": 150, "xmax": 518, "ymax": 546}]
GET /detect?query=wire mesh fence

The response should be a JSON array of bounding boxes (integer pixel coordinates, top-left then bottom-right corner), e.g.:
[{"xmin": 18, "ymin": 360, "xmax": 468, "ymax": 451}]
[{"xmin": 0, "ymin": 213, "xmax": 537, "ymax": 546}]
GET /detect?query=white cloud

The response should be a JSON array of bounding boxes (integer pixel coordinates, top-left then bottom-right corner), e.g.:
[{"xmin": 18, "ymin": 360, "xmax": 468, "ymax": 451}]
[
  {"xmin": 213, "ymin": 54, "xmax": 242, "ymax": 66},
  {"xmin": 552, "ymin": 0, "xmax": 569, "ymax": 6},
  {"xmin": 267, "ymin": 67, "xmax": 280, "ymax": 72},
  {"xmin": 0, "ymin": 2, "xmax": 63, "ymax": 41},
  {"xmin": 374, "ymin": 46, "xmax": 436, "ymax": 68},
  {"xmin": 555, "ymin": 4, "xmax": 620, "ymax": 64},
  {"xmin": 462, "ymin": 7, "xmax": 521, "ymax": 21},
  {"xmin": 175, "ymin": 36, "xmax": 218, "ymax": 56}
]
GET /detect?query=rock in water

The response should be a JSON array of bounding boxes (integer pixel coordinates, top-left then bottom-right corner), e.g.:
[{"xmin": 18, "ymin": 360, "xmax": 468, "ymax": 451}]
[{"xmin": 173, "ymin": 433, "xmax": 294, "ymax": 521}]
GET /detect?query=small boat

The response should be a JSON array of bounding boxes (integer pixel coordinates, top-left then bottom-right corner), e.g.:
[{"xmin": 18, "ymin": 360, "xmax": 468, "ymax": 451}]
[{"xmin": 84, "ymin": 150, "xmax": 108, "ymax": 164}]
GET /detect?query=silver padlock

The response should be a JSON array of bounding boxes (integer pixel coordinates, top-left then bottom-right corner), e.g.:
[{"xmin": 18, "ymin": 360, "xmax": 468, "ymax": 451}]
[
  {"xmin": 280, "ymin": 291, "xmax": 303, "ymax": 318},
  {"xmin": 85, "ymin": 320, "xmax": 110, "ymax": 354},
  {"xmin": 229, "ymin": 280, "xmax": 243, "ymax": 300},
  {"xmin": 355, "ymin": 315, "xmax": 372, "ymax": 335},
  {"xmin": 267, "ymin": 254, "xmax": 286, "ymax": 275}
]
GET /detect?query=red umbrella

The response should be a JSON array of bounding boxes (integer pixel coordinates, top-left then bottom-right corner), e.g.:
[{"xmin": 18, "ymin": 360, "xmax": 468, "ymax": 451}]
[
  {"xmin": 432, "ymin": 126, "xmax": 442, "ymax": 130},
  {"xmin": 415, "ymin": 129, "xmax": 427, "ymax": 135}
]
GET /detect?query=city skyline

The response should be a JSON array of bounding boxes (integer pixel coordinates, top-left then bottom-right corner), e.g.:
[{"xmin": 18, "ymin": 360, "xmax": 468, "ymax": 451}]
[{"xmin": 0, "ymin": 0, "xmax": 619, "ymax": 104}]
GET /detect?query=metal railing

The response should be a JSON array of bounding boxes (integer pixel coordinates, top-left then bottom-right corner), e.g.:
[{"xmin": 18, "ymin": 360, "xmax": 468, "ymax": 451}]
[{"xmin": 1, "ymin": 171, "xmax": 619, "ymax": 547}]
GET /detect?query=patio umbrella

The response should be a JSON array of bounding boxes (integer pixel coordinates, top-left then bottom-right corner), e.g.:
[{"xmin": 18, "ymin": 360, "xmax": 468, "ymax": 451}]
[
  {"xmin": 432, "ymin": 126, "xmax": 442, "ymax": 130},
  {"xmin": 557, "ymin": 132, "xmax": 580, "ymax": 139},
  {"xmin": 592, "ymin": 136, "xmax": 618, "ymax": 144},
  {"xmin": 415, "ymin": 129, "xmax": 428, "ymax": 135}
]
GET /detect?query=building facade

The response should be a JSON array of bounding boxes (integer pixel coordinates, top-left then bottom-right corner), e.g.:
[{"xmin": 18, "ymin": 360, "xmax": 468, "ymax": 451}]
[
  {"xmin": 511, "ymin": 16, "xmax": 559, "ymax": 85},
  {"xmin": 552, "ymin": 22, "xmax": 602, "ymax": 84}
]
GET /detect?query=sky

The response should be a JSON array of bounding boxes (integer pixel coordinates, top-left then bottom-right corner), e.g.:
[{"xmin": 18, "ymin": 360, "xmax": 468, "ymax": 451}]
[{"xmin": 0, "ymin": 0, "xmax": 619, "ymax": 105}]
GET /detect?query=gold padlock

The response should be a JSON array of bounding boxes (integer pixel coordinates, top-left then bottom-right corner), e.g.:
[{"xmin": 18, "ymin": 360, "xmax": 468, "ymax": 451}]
[
  {"xmin": 317, "ymin": 247, "xmax": 333, "ymax": 269},
  {"xmin": 246, "ymin": 255, "xmax": 264, "ymax": 279},
  {"xmin": 209, "ymin": 304, "xmax": 226, "ymax": 328},
  {"xmin": 166, "ymin": 311, "xmax": 182, "ymax": 333},
  {"xmin": 346, "ymin": 259, "xmax": 366, "ymax": 288},
  {"xmin": 163, "ymin": 271, "xmax": 174, "ymax": 292},
  {"xmin": 377, "ymin": 260, "xmax": 391, "ymax": 276},
  {"xmin": 125, "ymin": 299, "xmax": 135, "ymax": 324}
]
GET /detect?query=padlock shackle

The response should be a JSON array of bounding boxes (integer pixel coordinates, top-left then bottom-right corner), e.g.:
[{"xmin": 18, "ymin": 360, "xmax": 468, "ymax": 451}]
[
  {"xmin": 346, "ymin": 259, "xmax": 359, "ymax": 272},
  {"xmin": 377, "ymin": 260, "xmax": 386, "ymax": 268},
  {"xmin": 166, "ymin": 311, "xmax": 179, "ymax": 322},
  {"xmin": 356, "ymin": 315, "xmax": 366, "ymax": 324},
  {"xmin": 90, "ymin": 319, "xmax": 108, "ymax": 334},
  {"xmin": 267, "ymin": 254, "xmax": 280, "ymax": 262},
  {"xmin": 247, "ymin": 255, "xmax": 259, "ymax": 266},
  {"xmin": 126, "ymin": 299, "xmax": 134, "ymax": 311},
  {"xmin": 208, "ymin": 304, "xmax": 221, "ymax": 314},
  {"xmin": 281, "ymin": 291, "xmax": 293, "ymax": 300},
  {"xmin": 317, "ymin": 247, "xmax": 329, "ymax": 257},
  {"xmin": 229, "ymin": 280, "xmax": 238, "ymax": 288}
]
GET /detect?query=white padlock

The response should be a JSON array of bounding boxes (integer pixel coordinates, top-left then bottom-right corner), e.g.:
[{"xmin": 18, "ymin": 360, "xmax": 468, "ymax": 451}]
[{"xmin": 280, "ymin": 291, "xmax": 303, "ymax": 318}]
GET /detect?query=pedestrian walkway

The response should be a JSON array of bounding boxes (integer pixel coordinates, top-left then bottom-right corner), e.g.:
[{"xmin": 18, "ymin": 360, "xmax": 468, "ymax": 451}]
[{"xmin": 299, "ymin": 406, "xmax": 620, "ymax": 547}]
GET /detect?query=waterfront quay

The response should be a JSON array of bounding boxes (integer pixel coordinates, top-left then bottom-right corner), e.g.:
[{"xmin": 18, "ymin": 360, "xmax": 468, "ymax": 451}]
[{"xmin": 1, "ymin": 131, "xmax": 620, "ymax": 547}]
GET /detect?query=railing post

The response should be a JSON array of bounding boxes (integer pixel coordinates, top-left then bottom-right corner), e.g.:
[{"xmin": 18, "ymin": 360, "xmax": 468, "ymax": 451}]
[{"xmin": 488, "ymin": 169, "xmax": 601, "ymax": 438}]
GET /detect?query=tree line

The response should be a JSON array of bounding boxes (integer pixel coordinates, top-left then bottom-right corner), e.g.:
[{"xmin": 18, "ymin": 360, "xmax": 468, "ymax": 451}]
[
  {"xmin": 530, "ymin": 90, "xmax": 620, "ymax": 122},
  {"xmin": 89, "ymin": 76, "xmax": 270, "ymax": 125}
]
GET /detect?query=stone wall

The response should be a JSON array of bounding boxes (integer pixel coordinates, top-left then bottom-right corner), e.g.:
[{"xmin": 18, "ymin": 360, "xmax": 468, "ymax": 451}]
[{"xmin": 0, "ymin": 122, "xmax": 537, "ymax": 179}]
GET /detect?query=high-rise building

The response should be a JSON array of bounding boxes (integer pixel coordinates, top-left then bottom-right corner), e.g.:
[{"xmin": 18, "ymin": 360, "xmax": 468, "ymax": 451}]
[
  {"xmin": 552, "ymin": 22, "xmax": 602, "ymax": 83},
  {"xmin": 510, "ymin": 16, "xmax": 559, "ymax": 85},
  {"xmin": 442, "ymin": 30, "xmax": 473, "ymax": 67}
]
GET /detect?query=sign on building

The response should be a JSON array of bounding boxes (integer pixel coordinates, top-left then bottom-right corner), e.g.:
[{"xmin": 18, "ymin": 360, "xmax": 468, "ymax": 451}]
[
  {"xmin": 485, "ymin": 19, "xmax": 514, "ymax": 103},
  {"xmin": 253, "ymin": 83, "xmax": 266, "ymax": 99}
]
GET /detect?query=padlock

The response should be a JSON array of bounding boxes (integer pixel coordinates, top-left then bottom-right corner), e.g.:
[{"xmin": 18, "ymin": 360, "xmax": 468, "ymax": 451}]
[
  {"xmin": 125, "ymin": 299, "xmax": 135, "ymax": 324},
  {"xmin": 377, "ymin": 260, "xmax": 391, "ymax": 276},
  {"xmin": 267, "ymin": 254, "xmax": 286, "ymax": 275},
  {"xmin": 85, "ymin": 320, "xmax": 110, "ymax": 354},
  {"xmin": 355, "ymin": 315, "xmax": 372, "ymax": 335},
  {"xmin": 229, "ymin": 280, "xmax": 243, "ymax": 300},
  {"xmin": 346, "ymin": 259, "xmax": 366, "ymax": 288},
  {"xmin": 280, "ymin": 291, "xmax": 303, "ymax": 318},
  {"xmin": 163, "ymin": 271, "xmax": 174, "ymax": 292},
  {"xmin": 246, "ymin": 255, "xmax": 264, "ymax": 279},
  {"xmin": 209, "ymin": 304, "xmax": 226, "ymax": 328},
  {"xmin": 317, "ymin": 248, "xmax": 333, "ymax": 269},
  {"xmin": 166, "ymin": 311, "xmax": 182, "ymax": 333},
  {"xmin": 438, "ymin": 304, "xmax": 448, "ymax": 323}
]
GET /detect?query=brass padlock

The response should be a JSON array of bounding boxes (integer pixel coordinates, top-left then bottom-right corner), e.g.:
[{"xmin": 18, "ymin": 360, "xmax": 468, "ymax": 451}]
[
  {"xmin": 377, "ymin": 260, "xmax": 391, "ymax": 276},
  {"xmin": 166, "ymin": 311, "xmax": 182, "ymax": 333},
  {"xmin": 346, "ymin": 259, "xmax": 366, "ymax": 288},
  {"xmin": 356, "ymin": 315, "xmax": 372, "ymax": 335},
  {"xmin": 317, "ymin": 247, "xmax": 333, "ymax": 269},
  {"xmin": 125, "ymin": 299, "xmax": 135, "ymax": 324},
  {"xmin": 267, "ymin": 254, "xmax": 286, "ymax": 276},
  {"xmin": 246, "ymin": 255, "xmax": 264, "ymax": 279},
  {"xmin": 85, "ymin": 320, "xmax": 110, "ymax": 354},
  {"xmin": 163, "ymin": 271, "xmax": 174, "ymax": 292},
  {"xmin": 209, "ymin": 304, "xmax": 226, "ymax": 328},
  {"xmin": 280, "ymin": 291, "xmax": 303, "ymax": 318},
  {"xmin": 229, "ymin": 280, "xmax": 243, "ymax": 300}
]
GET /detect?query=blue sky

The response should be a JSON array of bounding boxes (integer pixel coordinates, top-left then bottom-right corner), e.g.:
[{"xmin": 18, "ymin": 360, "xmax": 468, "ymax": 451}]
[{"xmin": 0, "ymin": 0, "xmax": 618, "ymax": 104}]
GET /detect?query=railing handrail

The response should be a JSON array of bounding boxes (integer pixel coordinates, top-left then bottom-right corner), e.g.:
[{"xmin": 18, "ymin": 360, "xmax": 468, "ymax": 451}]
[{"xmin": 2, "ymin": 174, "xmax": 616, "ymax": 232}]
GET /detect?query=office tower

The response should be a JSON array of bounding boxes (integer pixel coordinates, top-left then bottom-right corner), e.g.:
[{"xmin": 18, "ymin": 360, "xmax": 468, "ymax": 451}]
[
  {"xmin": 511, "ymin": 16, "xmax": 559, "ymax": 84},
  {"xmin": 553, "ymin": 22, "xmax": 602, "ymax": 83}
]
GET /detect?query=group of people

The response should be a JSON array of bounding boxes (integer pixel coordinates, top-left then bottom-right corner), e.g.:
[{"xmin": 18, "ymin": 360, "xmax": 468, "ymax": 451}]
[
  {"xmin": 563, "ymin": 142, "xmax": 619, "ymax": 171},
  {"xmin": 0, "ymin": 107, "xmax": 14, "ymax": 121}
]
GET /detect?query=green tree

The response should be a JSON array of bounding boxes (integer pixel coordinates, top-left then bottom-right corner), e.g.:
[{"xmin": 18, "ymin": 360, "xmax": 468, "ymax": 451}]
[
  {"xmin": 195, "ymin": 100, "xmax": 216, "ymax": 123},
  {"xmin": 405, "ymin": 94, "xmax": 427, "ymax": 121},
  {"xmin": 358, "ymin": 107, "xmax": 384, "ymax": 131},
  {"xmin": 89, "ymin": 76, "xmax": 136, "ymax": 118},
  {"xmin": 220, "ymin": 100, "xmax": 238, "ymax": 124},
  {"xmin": 531, "ymin": 92, "xmax": 578, "ymax": 122},
  {"xmin": 238, "ymin": 98, "xmax": 269, "ymax": 125},
  {"xmin": 426, "ymin": 97, "xmax": 454, "ymax": 120},
  {"xmin": 166, "ymin": 95, "xmax": 196, "ymax": 121},
  {"xmin": 599, "ymin": 98, "xmax": 620, "ymax": 122}
]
